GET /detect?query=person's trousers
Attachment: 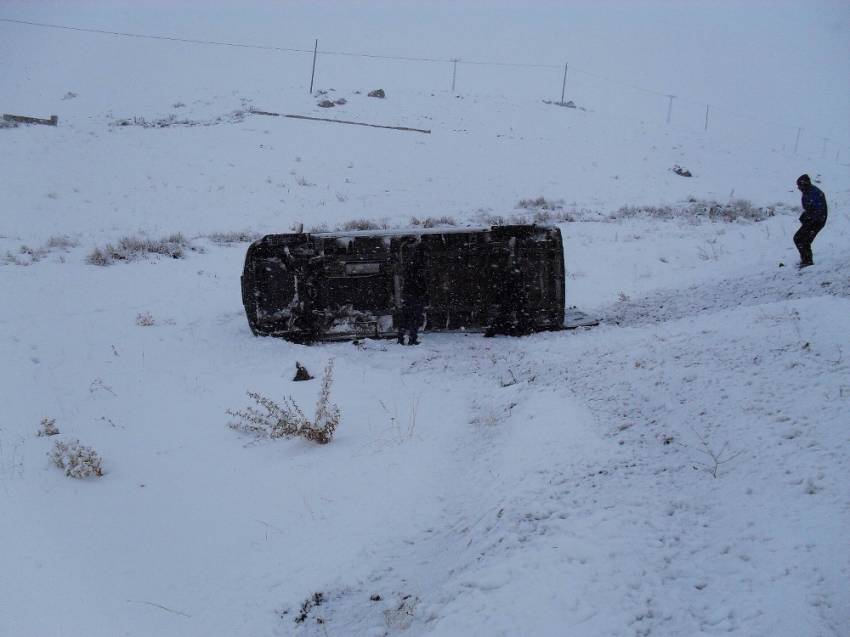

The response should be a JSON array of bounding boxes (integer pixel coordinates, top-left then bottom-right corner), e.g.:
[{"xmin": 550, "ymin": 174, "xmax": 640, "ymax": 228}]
[
  {"xmin": 793, "ymin": 219, "xmax": 826, "ymax": 265},
  {"xmin": 397, "ymin": 301, "xmax": 424, "ymax": 343}
]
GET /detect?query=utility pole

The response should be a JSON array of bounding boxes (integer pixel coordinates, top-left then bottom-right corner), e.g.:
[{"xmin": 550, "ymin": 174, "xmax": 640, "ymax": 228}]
[
  {"xmin": 704, "ymin": 104, "xmax": 710, "ymax": 131},
  {"xmin": 560, "ymin": 62, "xmax": 568, "ymax": 104},
  {"xmin": 309, "ymin": 39, "xmax": 318, "ymax": 94},
  {"xmin": 451, "ymin": 58, "xmax": 459, "ymax": 93},
  {"xmin": 793, "ymin": 127, "xmax": 802, "ymax": 154},
  {"xmin": 666, "ymin": 95, "xmax": 675, "ymax": 124},
  {"xmin": 821, "ymin": 137, "xmax": 829, "ymax": 158}
]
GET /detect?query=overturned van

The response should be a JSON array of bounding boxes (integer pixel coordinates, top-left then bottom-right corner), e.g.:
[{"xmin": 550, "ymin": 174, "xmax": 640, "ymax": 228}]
[{"xmin": 241, "ymin": 224, "xmax": 565, "ymax": 342}]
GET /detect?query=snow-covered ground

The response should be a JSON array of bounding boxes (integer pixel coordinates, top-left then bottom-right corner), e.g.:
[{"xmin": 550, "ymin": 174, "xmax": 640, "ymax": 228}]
[{"xmin": 1, "ymin": 2, "xmax": 848, "ymax": 636}]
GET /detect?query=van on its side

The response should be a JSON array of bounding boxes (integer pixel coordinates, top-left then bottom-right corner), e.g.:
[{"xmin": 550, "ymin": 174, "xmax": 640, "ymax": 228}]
[{"xmin": 241, "ymin": 224, "xmax": 565, "ymax": 342}]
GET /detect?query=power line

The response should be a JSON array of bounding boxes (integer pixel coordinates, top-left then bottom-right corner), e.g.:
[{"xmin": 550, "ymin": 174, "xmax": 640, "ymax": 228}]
[
  {"xmin": 0, "ymin": 18, "xmax": 551, "ymax": 68},
  {"xmin": 0, "ymin": 17, "xmax": 313, "ymax": 54},
  {"xmin": 315, "ymin": 49, "xmax": 448, "ymax": 64},
  {"xmin": 458, "ymin": 59, "xmax": 559, "ymax": 70},
  {"xmin": 0, "ymin": 17, "xmax": 719, "ymax": 98},
  {"xmin": 2, "ymin": 16, "xmax": 847, "ymax": 155}
]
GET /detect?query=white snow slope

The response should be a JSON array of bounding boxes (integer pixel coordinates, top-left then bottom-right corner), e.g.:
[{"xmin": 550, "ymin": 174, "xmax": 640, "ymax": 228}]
[{"xmin": 1, "ymin": 2, "xmax": 848, "ymax": 636}]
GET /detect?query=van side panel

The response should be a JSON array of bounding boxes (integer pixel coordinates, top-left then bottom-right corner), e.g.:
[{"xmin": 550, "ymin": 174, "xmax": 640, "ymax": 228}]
[{"xmin": 241, "ymin": 225, "xmax": 565, "ymax": 341}]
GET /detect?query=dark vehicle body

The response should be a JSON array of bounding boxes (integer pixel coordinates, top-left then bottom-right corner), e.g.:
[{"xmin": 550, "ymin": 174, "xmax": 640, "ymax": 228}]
[{"xmin": 241, "ymin": 225, "xmax": 565, "ymax": 342}]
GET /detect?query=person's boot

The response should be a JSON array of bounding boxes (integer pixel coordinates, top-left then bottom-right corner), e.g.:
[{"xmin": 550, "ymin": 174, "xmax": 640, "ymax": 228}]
[{"xmin": 397, "ymin": 333, "xmax": 406, "ymax": 345}]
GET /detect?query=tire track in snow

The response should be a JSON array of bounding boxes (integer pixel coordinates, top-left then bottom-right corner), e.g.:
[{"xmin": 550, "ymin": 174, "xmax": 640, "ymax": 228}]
[
  {"xmin": 598, "ymin": 253, "xmax": 849, "ymax": 328},
  {"xmin": 291, "ymin": 254, "xmax": 850, "ymax": 636}
]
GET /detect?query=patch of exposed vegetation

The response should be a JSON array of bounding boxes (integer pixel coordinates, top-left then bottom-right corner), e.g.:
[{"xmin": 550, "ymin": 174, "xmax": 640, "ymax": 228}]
[
  {"xmin": 50, "ymin": 439, "xmax": 104, "ymax": 478},
  {"xmin": 517, "ymin": 196, "xmax": 565, "ymax": 211},
  {"xmin": 410, "ymin": 215, "xmax": 458, "ymax": 228},
  {"xmin": 228, "ymin": 360, "xmax": 340, "ymax": 445},
  {"xmin": 613, "ymin": 198, "xmax": 785, "ymax": 223},
  {"xmin": 3, "ymin": 235, "xmax": 79, "ymax": 266},
  {"xmin": 339, "ymin": 218, "xmax": 390, "ymax": 232},
  {"xmin": 87, "ymin": 233, "xmax": 202, "ymax": 265},
  {"xmin": 204, "ymin": 231, "xmax": 262, "ymax": 246},
  {"xmin": 109, "ymin": 110, "xmax": 248, "ymax": 129}
]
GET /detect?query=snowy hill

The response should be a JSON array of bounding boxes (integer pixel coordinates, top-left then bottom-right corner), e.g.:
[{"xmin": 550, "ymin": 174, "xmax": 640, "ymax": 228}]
[{"xmin": 1, "ymin": 2, "xmax": 848, "ymax": 636}]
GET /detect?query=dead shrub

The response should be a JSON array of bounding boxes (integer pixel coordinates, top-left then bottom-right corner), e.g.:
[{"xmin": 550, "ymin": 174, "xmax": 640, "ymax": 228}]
[
  {"xmin": 110, "ymin": 111, "xmax": 248, "ymax": 128},
  {"xmin": 476, "ymin": 208, "xmax": 581, "ymax": 226},
  {"xmin": 37, "ymin": 417, "xmax": 60, "ymax": 437},
  {"xmin": 517, "ymin": 196, "xmax": 564, "ymax": 211},
  {"xmin": 613, "ymin": 199, "xmax": 778, "ymax": 223},
  {"xmin": 4, "ymin": 245, "xmax": 48, "ymax": 266},
  {"xmin": 136, "ymin": 312, "xmax": 156, "ymax": 326},
  {"xmin": 46, "ymin": 235, "xmax": 79, "ymax": 250},
  {"xmin": 205, "ymin": 231, "xmax": 261, "ymax": 245},
  {"xmin": 228, "ymin": 360, "xmax": 340, "ymax": 444},
  {"xmin": 340, "ymin": 218, "xmax": 387, "ymax": 231},
  {"xmin": 411, "ymin": 216, "xmax": 458, "ymax": 228},
  {"xmin": 86, "ymin": 233, "xmax": 201, "ymax": 265},
  {"xmin": 50, "ymin": 439, "xmax": 104, "ymax": 478}
]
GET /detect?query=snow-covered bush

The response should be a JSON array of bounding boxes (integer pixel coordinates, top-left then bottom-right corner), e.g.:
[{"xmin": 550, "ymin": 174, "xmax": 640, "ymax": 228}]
[
  {"xmin": 310, "ymin": 216, "xmax": 461, "ymax": 233},
  {"xmin": 4, "ymin": 244, "xmax": 49, "ymax": 266},
  {"xmin": 228, "ymin": 392, "xmax": 309, "ymax": 439},
  {"xmin": 86, "ymin": 233, "xmax": 200, "ymax": 265},
  {"xmin": 613, "ymin": 199, "xmax": 778, "ymax": 223},
  {"xmin": 3, "ymin": 236, "xmax": 80, "ymax": 266},
  {"xmin": 85, "ymin": 246, "xmax": 112, "ymax": 266},
  {"xmin": 477, "ymin": 208, "xmax": 584, "ymax": 226},
  {"xmin": 205, "ymin": 231, "xmax": 261, "ymax": 245},
  {"xmin": 136, "ymin": 312, "xmax": 156, "ymax": 326},
  {"xmin": 228, "ymin": 360, "xmax": 340, "ymax": 444},
  {"xmin": 110, "ymin": 110, "xmax": 249, "ymax": 128},
  {"xmin": 37, "ymin": 417, "xmax": 60, "ymax": 437},
  {"xmin": 411, "ymin": 215, "xmax": 458, "ymax": 228},
  {"xmin": 309, "ymin": 360, "xmax": 340, "ymax": 443},
  {"xmin": 340, "ymin": 218, "xmax": 387, "ymax": 231},
  {"xmin": 46, "ymin": 235, "xmax": 79, "ymax": 250},
  {"xmin": 517, "ymin": 196, "xmax": 564, "ymax": 211},
  {"xmin": 50, "ymin": 439, "xmax": 104, "ymax": 478}
]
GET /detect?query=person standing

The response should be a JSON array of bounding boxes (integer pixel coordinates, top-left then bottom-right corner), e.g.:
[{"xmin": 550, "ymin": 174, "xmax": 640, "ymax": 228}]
[
  {"xmin": 793, "ymin": 174, "xmax": 828, "ymax": 268},
  {"xmin": 397, "ymin": 242, "xmax": 428, "ymax": 345}
]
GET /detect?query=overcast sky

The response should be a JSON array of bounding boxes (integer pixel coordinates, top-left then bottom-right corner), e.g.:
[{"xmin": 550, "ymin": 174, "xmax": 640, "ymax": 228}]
[{"xmin": 3, "ymin": 0, "xmax": 848, "ymax": 148}]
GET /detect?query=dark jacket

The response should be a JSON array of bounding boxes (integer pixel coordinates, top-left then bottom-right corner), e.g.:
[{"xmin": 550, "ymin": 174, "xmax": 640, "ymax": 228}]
[
  {"xmin": 401, "ymin": 248, "xmax": 428, "ymax": 302},
  {"xmin": 800, "ymin": 184, "xmax": 828, "ymax": 225}
]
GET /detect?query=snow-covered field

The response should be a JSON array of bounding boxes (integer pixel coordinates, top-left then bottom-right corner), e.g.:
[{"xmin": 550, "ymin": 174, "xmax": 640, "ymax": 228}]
[{"xmin": 1, "ymin": 2, "xmax": 848, "ymax": 636}]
